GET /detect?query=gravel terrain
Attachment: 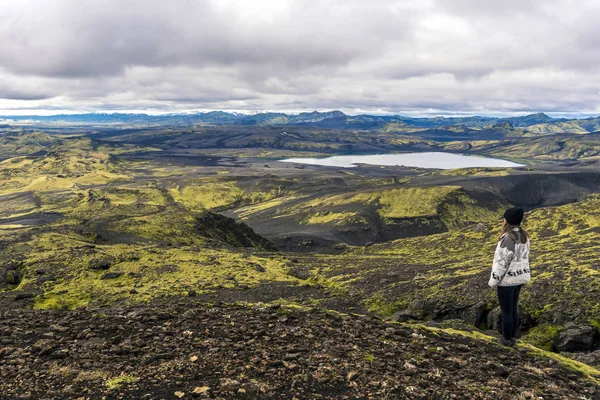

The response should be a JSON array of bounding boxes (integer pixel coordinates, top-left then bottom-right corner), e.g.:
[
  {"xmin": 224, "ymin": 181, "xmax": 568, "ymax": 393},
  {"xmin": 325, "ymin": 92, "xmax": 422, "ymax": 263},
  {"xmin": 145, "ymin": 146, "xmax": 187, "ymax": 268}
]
[{"xmin": 1, "ymin": 301, "xmax": 599, "ymax": 400}]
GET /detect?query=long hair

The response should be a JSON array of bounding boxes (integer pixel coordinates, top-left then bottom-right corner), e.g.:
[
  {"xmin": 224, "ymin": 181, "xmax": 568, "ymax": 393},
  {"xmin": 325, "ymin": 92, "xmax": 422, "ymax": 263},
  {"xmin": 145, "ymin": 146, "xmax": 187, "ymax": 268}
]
[{"xmin": 499, "ymin": 220, "xmax": 529, "ymax": 243}]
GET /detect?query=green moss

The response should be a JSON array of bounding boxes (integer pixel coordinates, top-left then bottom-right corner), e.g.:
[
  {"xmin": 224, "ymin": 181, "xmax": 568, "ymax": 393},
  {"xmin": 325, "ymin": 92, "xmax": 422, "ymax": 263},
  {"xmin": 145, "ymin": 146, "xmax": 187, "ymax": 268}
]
[
  {"xmin": 418, "ymin": 323, "xmax": 600, "ymax": 385},
  {"xmin": 364, "ymin": 293, "xmax": 410, "ymax": 317},
  {"xmin": 419, "ymin": 325, "xmax": 496, "ymax": 343},
  {"xmin": 35, "ymin": 292, "xmax": 91, "ymax": 311},
  {"xmin": 372, "ymin": 187, "xmax": 460, "ymax": 218},
  {"xmin": 522, "ymin": 324, "xmax": 563, "ymax": 351},
  {"xmin": 105, "ymin": 374, "xmax": 138, "ymax": 390},
  {"xmin": 438, "ymin": 189, "xmax": 504, "ymax": 229},
  {"xmin": 427, "ymin": 167, "xmax": 510, "ymax": 177},
  {"xmin": 236, "ymin": 195, "xmax": 303, "ymax": 220},
  {"xmin": 522, "ymin": 343, "xmax": 600, "ymax": 385},
  {"xmin": 170, "ymin": 181, "xmax": 243, "ymax": 210},
  {"xmin": 279, "ymin": 186, "xmax": 465, "ymax": 224},
  {"xmin": 302, "ymin": 211, "xmax": 364, "ymax": 226},
  {"xmin": 32, "ymin": 247, "xmax": 297, "ymax": 310},
  {"xmin": 342, "ymin": 195, "xmax": 600, "ymax": 325},
  {"xmin": 589, "ymin": 319, "xmax": 600, "ymax": 332},
  {"xmin": 0, "ymin": 137, "xmax": 133, "ymax": 196}
]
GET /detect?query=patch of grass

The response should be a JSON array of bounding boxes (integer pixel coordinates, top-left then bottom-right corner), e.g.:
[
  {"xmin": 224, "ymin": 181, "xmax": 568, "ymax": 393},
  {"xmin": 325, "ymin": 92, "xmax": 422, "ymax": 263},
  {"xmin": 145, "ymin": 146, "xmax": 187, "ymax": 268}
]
[
  {"xmin": 364, "ymin": 293, "xmax": 410, "ymax": 317},
  {"xmin": 0, "ymin": 137, "xmax": 134, "ymax": 196},
  {"xmin": 294, "ymin": 186, "xmax": 461, "ymax": 219},
  {"xmin": 421, "ymin": 323, "xmax": 600, "ymax": 385},
  {"xmin": 235, "ymin": 195, "xmax": 304, "ymax": 220},
  {"xmin": 427, "ymin": 167, "xmax": 510, "ymax": 177},
  {"xmin": 32, "ymin": 245, "xmax": 296, "ymax": 310},
  {"xmin": 521, "ymin": 343, "xmax": 600, "ymax": 386},
  {"xmin": 589, "ymin": 319, "xmax": 600, "ymax": 332},
  {"xmin": 75, "ymin": 370, "xmax": 110, "ymax": 382},
  {"xmin": 419, "ymin": 325, "xmax": 496, "ymax": 343},
  {"xmin": 105, "ymin": 374, "xmax": 138, "ymax": 390},
  {"xmin": 302, "ymin": 211, "xmax": 364, "ymax": 226},
  {"xmin": 374, "ymin": 187, "xmax": 459, "ymax": 218},
  {"xmin": 171, "ymin": 181, "xmax": 243, "ymax": 211},
  {"xmin": 522, "ymin": 324, "xmax": 563, "ymax": 351}
]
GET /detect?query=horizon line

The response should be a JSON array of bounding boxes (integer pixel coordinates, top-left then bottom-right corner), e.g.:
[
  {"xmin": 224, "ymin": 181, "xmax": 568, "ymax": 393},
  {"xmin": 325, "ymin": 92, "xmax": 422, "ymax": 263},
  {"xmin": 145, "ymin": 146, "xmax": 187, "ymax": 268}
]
[{"xmin": 1, "ymin": 109, "xmax": 600, "ymax": 119}]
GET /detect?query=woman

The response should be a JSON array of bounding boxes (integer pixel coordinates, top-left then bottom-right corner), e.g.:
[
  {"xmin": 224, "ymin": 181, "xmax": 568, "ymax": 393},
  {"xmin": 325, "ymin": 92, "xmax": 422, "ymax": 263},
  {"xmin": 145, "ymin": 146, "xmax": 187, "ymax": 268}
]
[{"xmin": 488, "ymin": 207, "xmax": 531, "ymax": 347}]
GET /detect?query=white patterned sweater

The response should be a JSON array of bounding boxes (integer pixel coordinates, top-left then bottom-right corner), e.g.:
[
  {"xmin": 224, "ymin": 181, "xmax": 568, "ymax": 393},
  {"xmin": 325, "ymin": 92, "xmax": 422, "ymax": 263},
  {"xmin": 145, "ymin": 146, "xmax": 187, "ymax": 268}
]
[{"xmin": 488, "ymin": 228, "xmax": 531, "ymax": 288}]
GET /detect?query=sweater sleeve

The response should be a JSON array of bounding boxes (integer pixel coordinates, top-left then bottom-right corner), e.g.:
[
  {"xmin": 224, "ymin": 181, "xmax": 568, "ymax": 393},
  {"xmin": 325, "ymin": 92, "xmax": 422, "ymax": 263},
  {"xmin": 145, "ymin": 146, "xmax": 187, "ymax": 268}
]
[{"xmin": 488, "ymin": 235, "xmax": 515, "ymax": 288}]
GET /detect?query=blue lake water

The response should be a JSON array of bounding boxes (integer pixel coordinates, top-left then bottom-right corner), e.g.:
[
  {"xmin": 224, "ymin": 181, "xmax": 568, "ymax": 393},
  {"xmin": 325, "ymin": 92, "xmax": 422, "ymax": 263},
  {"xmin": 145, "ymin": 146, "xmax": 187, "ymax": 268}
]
[{"xmin": 279, "ymin": 152, "xmax": 523, "ymax": 169}]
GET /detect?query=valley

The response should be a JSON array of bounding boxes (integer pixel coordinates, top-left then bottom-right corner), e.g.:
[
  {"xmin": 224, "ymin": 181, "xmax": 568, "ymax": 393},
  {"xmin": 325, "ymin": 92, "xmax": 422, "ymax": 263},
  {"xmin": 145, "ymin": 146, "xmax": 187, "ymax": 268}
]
[{"xmin": 1, "ymin": 113, "xmax": 600, "ymax": 398}]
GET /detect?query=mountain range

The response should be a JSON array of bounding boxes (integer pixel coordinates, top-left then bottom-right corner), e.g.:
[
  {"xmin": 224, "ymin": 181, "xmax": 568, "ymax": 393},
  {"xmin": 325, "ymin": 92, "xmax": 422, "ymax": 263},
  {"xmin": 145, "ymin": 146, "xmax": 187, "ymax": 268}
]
[{"xmin": 3, "ymin": 111, "xmax": 600, "ymax": 133}]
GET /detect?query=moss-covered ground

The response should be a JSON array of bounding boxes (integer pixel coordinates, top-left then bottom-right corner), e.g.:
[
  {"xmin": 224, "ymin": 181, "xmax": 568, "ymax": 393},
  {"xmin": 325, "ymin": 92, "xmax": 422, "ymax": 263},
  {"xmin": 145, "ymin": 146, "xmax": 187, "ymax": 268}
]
[
  {"xmin": 300, "ymin": 195, "xmax": 600, "ymax": 330},
  {"xmin": 1, "ymin": 130, "xmax": 599, "ymax": 376}
]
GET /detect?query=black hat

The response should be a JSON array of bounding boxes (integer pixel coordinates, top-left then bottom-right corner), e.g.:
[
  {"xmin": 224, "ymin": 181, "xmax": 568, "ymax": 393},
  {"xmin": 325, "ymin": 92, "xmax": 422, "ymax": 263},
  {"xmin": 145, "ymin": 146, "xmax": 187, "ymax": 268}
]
[{"xmin": 504, "ymin": 207, "xmax": 524, "ymax": 226}]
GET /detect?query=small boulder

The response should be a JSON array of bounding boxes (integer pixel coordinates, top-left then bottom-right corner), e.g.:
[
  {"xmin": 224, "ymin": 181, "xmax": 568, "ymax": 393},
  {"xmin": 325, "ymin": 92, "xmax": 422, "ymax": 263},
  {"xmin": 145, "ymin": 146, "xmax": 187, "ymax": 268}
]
[
  {"xmin": 4, "ymin": 269, "xmax": 21, "ymax": 285},
  {"xmin": 219, "ymin": 378, "xmax": 240, "ymax": 391},
  {"xmin": 100, "ymin": 272, "xmax": 123, "ymax": 280},
  {"xmin": 88, "ymin": 257, "xmax": 114, "ymax": 271},
  {"xmin": 14, "ymin": 293, "xmax": 35, "ymax": 301},
  {"xmin": 192, "ymin": 386, "xmax": 210, "ymax": 397},
  {"xmin": 37, "ymin": 275, "xmax": 56, "ymax": 284},
  {"xmin": 157, "ymin": 264, "xmax": 179, "ymax": 274},
  {"xmin": 50, "ymin": 348, "xmax": 69, "ymax": 359},
  {"xmin": 486, "ymin": 361, "xmax": 510, "ymax": 377},
  {"xmin": 32, "ymin": 339, "xmax": 55, "ymax": 352},
  {"xmin": 438, "ymin": 302, "xmax": 488, "ymax": 327},
  {"xmin": 289, "ymin": 267, "xmax": 310, "ymax": 280},
  {"xmin": 555, "ymin": 323, "xmax": 597, "ymax": 352},
  {"xmin": 474, "ymin": 222, "xmax": 488, "ymax": 232},
  {"xmin": 346, "ymin": 370, "xmax": 359, "ymax": 381},
  {"xmin": 392, "ymin": 310, "xmax": 418, "ymax": 323},
  {"xmin": 487, "ymin": 307, "xmax": 502, "ymax": 332},
  {"xmin": 49, "ymin": 325, "xmax": 69, "ymax": 333}
]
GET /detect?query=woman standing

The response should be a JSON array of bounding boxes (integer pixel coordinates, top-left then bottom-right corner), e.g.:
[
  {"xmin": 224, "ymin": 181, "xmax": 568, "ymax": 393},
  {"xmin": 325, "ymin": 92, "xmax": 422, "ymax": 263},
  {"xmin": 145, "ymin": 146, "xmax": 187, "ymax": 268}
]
[{"xmin": 488, "ymin": 207, "xmax": 531, "ymax": 347}]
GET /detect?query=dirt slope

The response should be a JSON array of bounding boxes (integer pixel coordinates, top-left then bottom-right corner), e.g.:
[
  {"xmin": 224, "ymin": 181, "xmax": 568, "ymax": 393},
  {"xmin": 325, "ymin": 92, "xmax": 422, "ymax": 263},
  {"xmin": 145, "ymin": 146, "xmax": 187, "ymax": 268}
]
[{"xmin": 1, "ymin": 301, "xmax": 599, "ymax": 399}]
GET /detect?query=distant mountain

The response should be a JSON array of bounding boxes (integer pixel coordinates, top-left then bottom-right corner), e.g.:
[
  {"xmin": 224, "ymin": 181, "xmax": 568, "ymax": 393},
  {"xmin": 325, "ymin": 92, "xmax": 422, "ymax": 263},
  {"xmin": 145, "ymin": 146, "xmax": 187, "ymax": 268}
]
[
  {"xmin": 527, "ymin": 116, "xmax": 600, "ymax": 134},
  {"xmin": 502, "ymin": 112, "xmax": 557, "ymax": 127},
  {"xmin": 2, "ymin": 110, "xmax": 599, "ymax": 134}
]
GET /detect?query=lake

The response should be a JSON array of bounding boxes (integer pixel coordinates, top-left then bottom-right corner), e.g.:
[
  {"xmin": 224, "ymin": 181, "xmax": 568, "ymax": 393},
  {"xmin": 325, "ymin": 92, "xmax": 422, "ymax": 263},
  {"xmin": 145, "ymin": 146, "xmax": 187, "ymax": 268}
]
[{"xmin": 279, "ymin": 152, "xmax": 523, "ymax": 169}]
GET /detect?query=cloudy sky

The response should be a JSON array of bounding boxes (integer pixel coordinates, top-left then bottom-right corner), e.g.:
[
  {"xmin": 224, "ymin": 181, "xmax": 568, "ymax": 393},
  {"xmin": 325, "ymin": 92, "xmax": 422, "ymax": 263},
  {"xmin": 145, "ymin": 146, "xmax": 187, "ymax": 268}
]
[{"xmin": 1, "ymin": 0, "xmax": 600, "ymax": 116}]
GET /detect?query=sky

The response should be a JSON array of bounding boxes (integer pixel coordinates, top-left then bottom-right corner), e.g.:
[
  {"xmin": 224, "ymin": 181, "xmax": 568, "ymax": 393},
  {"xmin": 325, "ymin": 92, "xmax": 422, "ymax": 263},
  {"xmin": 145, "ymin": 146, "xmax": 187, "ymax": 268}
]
[{"xmin": 1, "ymin": 0, "xmax": 600, "ymax": 116}]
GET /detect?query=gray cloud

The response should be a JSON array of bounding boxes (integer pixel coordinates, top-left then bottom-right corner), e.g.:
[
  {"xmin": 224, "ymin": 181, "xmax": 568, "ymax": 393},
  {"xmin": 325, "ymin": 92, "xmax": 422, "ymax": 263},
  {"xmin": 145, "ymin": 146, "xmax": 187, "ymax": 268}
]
[{"xmin": 0, "ymin": 0, "xmax": 599, "ymax": 115}]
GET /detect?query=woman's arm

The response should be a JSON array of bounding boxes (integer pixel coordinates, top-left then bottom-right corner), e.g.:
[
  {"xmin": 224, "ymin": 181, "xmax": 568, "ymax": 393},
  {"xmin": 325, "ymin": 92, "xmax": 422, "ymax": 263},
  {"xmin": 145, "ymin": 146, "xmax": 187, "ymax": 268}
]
[{"xmin": 488, "ymin": 235, "xmax": 515, "ymax": 288}]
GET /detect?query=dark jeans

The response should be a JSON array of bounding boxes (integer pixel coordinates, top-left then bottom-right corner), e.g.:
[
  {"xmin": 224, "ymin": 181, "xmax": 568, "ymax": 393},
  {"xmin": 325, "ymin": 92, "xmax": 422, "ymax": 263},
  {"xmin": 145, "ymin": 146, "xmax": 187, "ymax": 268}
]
[{"xmin": 497, "ymin": 285, "xmax": 522, "ymax": 340}]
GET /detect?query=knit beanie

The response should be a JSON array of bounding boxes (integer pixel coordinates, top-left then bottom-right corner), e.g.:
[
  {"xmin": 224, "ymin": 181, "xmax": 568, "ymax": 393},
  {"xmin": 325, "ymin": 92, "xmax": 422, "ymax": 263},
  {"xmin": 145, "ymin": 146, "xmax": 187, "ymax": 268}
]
[{"xmin": 504, "ymin": 207, "xmax": 524, "ymax": 226}]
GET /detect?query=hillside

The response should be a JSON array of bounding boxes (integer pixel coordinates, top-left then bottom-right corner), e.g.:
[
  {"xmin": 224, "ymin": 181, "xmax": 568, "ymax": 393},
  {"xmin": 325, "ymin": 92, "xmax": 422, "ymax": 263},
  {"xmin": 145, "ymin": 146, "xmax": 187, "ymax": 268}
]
[
  {"xmin": 295, "ymin": 195, "xmax": 600, "ymax": 352},
  {"xmin": 1, "ymin": 127, "xmax": 600, "ymax": 398},
  {"xmin": 528, "ymin": 117, "xmax": 600, "ymax": 134},
  {"xmin": 0, "ymin": 130, "xmax": 57, "ymax": 160},
  {"xmin": 443, "ymin": 135, "xmax": 600, "ymax": 164},
  {"xmin": 1, "ymin": 302, "xmax": 599, "ymax": 399}
]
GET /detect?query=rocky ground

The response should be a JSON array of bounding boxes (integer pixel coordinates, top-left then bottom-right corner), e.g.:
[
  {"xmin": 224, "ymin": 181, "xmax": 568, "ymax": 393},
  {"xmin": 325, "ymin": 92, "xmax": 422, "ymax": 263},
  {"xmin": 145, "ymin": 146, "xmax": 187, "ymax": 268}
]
[{"xmin": 1, "ymin": 300, "xmax": 599, "ymax": 400}]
